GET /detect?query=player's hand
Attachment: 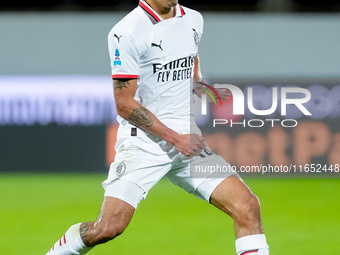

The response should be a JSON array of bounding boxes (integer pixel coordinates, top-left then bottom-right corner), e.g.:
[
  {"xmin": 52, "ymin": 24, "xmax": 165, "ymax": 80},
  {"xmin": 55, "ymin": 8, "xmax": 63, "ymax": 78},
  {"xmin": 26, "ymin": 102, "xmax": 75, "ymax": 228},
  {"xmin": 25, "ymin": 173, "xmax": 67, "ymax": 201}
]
[
  {"xmin": 174, "ymin": 134, "xmax": 206, "ymax": 157},
  {"xmin": 193, "ymin": 81, "xmax": 231, "ymax": 101},
  {"xmin": 214, "ymin": 87, "xmax": 231, "ymax": 101}
]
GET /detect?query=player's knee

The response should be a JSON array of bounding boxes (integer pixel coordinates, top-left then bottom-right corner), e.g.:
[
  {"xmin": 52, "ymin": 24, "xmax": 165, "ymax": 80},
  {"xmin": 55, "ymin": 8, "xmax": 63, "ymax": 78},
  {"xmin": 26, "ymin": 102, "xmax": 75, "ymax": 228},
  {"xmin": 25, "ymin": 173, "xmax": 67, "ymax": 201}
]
[
  {"xmin": 103, "ymin": 218, "xmax": 129, "ymax": 239},
  {"xmin": 102, "ymin": 223, "xmax": 125, "ymax": 239},
  {"xmin": 90, "ymin": 222, "xmax": 127, "ymax": 246},
  {"xmin": 234, "ymin": 193, "xmax": 261, "ymax": 225}
]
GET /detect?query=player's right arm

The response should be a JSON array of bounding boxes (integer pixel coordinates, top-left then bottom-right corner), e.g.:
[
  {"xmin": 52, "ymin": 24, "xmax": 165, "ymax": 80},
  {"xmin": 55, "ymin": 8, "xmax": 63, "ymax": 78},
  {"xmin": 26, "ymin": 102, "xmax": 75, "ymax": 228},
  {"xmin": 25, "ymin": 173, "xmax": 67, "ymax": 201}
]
[{"xmin": 113, "ymin": 78, "xmax": 205, "ymax": 157}]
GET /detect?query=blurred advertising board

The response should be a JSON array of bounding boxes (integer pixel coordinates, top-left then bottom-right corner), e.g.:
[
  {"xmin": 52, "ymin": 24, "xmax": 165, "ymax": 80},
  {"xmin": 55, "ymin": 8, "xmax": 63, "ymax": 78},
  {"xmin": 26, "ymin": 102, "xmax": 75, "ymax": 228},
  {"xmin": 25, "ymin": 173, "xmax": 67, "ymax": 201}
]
[{"xmin": 0, "ymin": 76, "xmax": 115, "ymax": 172}]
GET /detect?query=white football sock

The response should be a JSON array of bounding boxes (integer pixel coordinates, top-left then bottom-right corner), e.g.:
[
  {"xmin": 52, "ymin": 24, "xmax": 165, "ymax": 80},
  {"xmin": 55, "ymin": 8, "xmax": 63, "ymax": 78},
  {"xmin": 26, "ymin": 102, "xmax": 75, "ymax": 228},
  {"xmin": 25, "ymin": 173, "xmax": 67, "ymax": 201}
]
[
  {"xmin": 46, "ymin": 223, "xmax": 92, "ymax": 255},
  {"xmin": 235, "ymin": 234, "xmax": 269, "ymax": 255}
]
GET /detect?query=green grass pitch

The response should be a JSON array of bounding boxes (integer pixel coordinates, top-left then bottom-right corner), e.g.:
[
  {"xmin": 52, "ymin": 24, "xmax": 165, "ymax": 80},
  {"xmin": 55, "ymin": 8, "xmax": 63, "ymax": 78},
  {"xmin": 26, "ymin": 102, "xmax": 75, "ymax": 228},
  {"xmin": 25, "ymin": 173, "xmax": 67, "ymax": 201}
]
[{"xmin": 0, "ymin": 173, "xmax": 339, "ymax": 254}]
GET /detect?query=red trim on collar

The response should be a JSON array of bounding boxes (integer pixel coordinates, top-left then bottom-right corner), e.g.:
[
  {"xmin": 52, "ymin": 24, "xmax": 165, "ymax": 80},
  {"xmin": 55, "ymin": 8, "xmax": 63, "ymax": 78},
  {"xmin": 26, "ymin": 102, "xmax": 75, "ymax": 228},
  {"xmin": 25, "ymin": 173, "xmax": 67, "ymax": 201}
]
[
  {"xmin": 139, "ymin": 0, "xmax": 161, "ymax": 22},
  {"xmin": 179, "ymin": 4, "xmax": 185, "ymax": 15}
]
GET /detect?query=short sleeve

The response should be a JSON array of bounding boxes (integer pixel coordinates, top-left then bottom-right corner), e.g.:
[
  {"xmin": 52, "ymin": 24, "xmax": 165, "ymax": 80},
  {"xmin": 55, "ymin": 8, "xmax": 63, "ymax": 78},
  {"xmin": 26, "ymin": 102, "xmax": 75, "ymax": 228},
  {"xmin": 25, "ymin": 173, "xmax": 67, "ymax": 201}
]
[
  {"xmin": 197, "ymin": 13, "xmax": 204, "ymax": 41},
  {"xmin": 108, "ymin": 27, "xmax": 139, "ymax": 79}
]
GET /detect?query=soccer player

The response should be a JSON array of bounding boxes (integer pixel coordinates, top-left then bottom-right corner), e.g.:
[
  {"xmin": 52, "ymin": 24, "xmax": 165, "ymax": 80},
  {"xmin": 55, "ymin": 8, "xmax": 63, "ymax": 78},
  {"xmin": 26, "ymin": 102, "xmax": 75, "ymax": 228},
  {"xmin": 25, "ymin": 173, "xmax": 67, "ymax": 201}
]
[{"xmin": 46, "ymin": 0, "xmax": 270, "ymax": 254}]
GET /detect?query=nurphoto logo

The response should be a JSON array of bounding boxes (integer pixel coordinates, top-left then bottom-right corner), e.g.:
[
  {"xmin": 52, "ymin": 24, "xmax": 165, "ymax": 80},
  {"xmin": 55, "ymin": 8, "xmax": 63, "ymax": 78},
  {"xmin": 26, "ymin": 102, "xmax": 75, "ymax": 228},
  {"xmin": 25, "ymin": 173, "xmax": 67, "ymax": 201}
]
[{"xmin": 198, "ymin": 83, "xmax": 312, "ymax": 128}]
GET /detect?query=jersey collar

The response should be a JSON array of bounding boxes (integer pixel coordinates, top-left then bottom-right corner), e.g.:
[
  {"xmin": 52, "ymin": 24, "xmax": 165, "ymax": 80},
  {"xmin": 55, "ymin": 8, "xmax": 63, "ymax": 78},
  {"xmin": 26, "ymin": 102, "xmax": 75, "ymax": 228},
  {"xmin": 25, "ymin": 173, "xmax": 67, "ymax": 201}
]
[{"xmin": 139, "ymin": 0, "xmax": 185, "ymax": 24}]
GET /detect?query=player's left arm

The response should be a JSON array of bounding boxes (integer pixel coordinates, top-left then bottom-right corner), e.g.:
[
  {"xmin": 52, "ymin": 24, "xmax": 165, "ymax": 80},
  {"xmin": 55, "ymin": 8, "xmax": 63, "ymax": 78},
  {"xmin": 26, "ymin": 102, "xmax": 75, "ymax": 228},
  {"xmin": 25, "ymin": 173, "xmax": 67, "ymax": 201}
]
[{"xmin": 193, "ymin": 55, "xmax": 230, "ymax": 101}]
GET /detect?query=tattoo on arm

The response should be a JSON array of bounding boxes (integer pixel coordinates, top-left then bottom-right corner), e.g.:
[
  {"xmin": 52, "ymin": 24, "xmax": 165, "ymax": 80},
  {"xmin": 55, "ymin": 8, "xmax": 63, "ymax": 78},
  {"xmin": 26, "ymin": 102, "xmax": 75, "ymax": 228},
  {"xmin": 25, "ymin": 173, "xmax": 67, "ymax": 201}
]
[
  {"xmin": 128, "ymin": 107, "xmax": 154, "ymax": 128},
  {"xmin": 114, "ymin": 79, "xmax": 131, "ymax": 90}
]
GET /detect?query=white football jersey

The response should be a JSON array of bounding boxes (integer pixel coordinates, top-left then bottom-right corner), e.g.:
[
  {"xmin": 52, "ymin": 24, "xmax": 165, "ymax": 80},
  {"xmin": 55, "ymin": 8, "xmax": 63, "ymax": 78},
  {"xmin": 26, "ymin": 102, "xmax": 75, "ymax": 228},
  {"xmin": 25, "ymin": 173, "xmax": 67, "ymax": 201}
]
[{"xmin": 108, "ymin": 0, "xmax": 203, "ymax": 153}]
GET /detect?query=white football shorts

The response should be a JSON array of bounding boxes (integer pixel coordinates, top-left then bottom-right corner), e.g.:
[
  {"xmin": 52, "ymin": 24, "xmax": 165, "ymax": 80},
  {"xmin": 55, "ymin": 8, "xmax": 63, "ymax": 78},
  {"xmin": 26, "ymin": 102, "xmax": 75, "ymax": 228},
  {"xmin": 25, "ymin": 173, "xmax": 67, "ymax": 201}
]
[{"xmin": 102, "ymin": 145, "xmax": 237, "ymax": 209}]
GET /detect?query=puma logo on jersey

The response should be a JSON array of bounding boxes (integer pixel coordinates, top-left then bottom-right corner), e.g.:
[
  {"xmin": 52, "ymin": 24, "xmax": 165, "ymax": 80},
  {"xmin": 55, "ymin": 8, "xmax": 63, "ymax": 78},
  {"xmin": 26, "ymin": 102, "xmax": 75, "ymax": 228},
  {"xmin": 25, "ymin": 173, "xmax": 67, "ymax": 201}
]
[
  {"xmin": 114, "ymin": 34, "xmax": 122, "ymax": 43},
  {"xmin": 151, "ymin": 40, "xmax": 163, "ymax": 51}
]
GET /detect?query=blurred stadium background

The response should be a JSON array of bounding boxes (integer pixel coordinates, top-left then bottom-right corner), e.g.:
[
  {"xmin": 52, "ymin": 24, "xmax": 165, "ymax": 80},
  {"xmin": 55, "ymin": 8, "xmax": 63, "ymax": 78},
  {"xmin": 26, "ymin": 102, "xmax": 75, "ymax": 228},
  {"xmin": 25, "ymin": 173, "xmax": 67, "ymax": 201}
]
[{"xmin": 1, "ymin": 0, "xmax": 340, "ymax": 254}]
